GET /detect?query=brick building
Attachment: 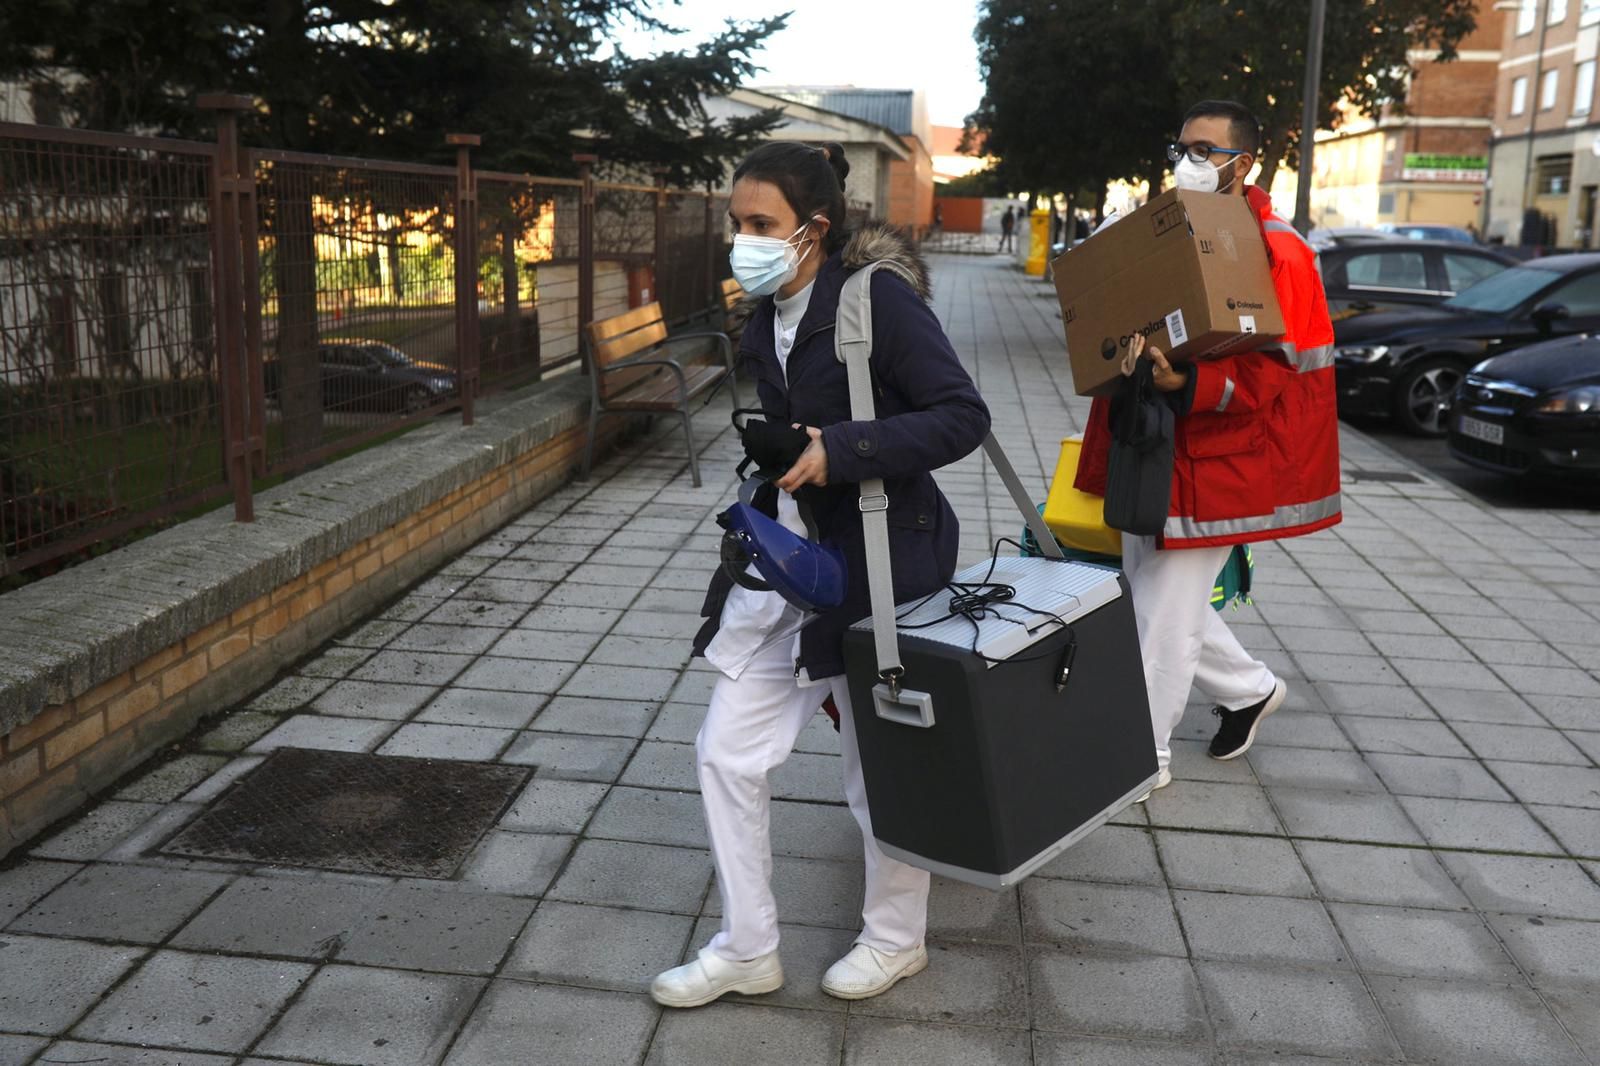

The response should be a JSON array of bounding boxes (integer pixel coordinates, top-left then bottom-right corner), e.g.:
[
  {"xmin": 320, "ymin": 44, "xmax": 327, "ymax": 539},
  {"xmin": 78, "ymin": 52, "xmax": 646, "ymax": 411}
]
[
  {"xmin": 1306, "ymin": 1, "xmax": 1504, "ymax": 232},
  {"xmin": 930, "ymin": 124, "xmax": 989, "ymax": 185},
  {"xmin": 1486, "ymin": 0, "xmax": 1600, "ymax": 245}
]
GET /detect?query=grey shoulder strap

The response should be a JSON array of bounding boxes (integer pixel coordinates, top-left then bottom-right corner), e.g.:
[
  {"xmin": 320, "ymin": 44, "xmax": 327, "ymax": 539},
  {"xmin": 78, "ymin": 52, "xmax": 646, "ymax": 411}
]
[{"xmin": 835, "ymin": 262, "xmax": 1063, "ymax": 684}]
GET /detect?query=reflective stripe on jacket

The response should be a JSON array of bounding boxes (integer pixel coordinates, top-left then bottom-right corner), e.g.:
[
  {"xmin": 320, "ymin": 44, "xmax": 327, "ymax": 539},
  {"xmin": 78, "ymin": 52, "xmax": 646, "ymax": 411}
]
[{"xmin": 1074, "ymin": 185, "xmax": 1342, "ymax": 549}]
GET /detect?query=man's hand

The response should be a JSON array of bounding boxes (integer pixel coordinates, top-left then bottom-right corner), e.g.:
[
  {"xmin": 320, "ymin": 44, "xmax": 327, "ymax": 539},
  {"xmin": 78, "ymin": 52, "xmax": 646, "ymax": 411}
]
[
  {"xmin": 1131, "ymin": 333, "xmax": 1187, "ymax": 393},
  {"xmin": 775, "ymin": 426, "xmax": 828, "ymax": 491}
]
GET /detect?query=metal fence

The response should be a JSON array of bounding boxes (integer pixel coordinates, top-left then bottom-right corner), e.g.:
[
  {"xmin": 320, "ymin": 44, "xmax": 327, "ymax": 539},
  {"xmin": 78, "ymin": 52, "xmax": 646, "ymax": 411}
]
[{"xmin": 0, "ymin": 107, "xmax": 734, "ymax": 579}]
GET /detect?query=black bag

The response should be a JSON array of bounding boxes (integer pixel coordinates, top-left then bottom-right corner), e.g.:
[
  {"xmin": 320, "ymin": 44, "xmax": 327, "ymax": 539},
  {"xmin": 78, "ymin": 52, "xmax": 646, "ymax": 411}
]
[{"xmin": 1103, "ymin": 361, "xmax": 1174, "ymax": 536}]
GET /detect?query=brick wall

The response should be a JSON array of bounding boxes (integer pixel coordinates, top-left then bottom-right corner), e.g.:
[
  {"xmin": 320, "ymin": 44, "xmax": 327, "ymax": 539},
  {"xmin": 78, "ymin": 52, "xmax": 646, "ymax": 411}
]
[
  {"xmin": 887, "ymin": 136, "xmax": 935, "ymax": 229},
  {"xmin": 0, "ymin": 400, "xmax": 636, "ymax": 857}
]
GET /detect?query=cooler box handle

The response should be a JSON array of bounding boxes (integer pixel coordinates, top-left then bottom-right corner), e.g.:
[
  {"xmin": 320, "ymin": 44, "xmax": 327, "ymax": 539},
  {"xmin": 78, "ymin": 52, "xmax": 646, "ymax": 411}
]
[{"xmin": 872, "ymin": 685, "xmax": 936, "ymax": 729}]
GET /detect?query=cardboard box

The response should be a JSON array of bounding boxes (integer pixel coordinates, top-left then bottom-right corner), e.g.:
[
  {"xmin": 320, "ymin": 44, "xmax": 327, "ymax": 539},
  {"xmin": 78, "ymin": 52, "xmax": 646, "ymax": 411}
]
[{"xmin": 1052, "ymin": 188, "xmax": 1286, "ymax": 397}]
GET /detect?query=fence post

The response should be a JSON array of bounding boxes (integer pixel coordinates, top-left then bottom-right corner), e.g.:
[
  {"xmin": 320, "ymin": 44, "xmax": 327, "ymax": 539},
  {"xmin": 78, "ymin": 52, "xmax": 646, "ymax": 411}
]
[
  {"xmin": 574, "ymin": 153, "xmax": 597, "ymax": 367},
  {"xmin": 652, "ymin": 167, "xmax": 668, "ymax": 313},
  {"xmin": 448, "ymin": 133, "xmax": 481, "ymax": 426},
  {"xmin": 704, "ymin": 181, "xmax": 716, "ymax": 309},
  {"xmin": 199, "ymin": 92, "xmax": 256, "ymax": 524},
  {"xmin": 500, "ymin": 210, "xmax": 526, "ymax": 385}
]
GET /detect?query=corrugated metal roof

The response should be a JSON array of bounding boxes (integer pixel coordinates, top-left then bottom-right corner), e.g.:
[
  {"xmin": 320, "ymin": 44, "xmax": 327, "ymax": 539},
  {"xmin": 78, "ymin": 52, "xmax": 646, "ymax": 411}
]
[{"xmin": 761, "ymin": 87, "xmax": 917, "ymax": 137}]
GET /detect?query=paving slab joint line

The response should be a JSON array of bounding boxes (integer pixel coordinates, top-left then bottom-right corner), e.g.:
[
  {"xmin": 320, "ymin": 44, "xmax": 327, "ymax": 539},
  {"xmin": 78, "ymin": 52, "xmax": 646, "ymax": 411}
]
[
  {"xmin": 1146, "ymin": 805, "xmax": 1223, "ymax": 1056},
  {"xmin": 1144, "ymin": 821, "xmax": 1596, "ymax": 863},
  {"xmin": 21, "ymin": 862, "xmax": 238, "ymax": 1052}
]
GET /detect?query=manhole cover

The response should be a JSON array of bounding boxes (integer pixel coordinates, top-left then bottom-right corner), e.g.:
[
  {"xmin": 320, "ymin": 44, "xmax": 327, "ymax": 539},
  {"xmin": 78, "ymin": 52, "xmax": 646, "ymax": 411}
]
[
  {"xmin": 1344, "ymin": 468, "xmax": 1424, "ymax": 485},
  {"xmin": 161, "ymin": 747, "xmax": 531, "ymax": 878}
]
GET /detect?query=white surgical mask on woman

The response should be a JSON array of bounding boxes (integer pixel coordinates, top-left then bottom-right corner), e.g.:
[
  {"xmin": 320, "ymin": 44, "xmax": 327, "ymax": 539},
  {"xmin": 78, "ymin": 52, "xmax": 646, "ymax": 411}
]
[
  {"xmin": 1173, "ymin": 154, "xmax": 1243, "ymax": 195},
  {"xmin": 729, "ymin": 218, "xmax": 820, "ymax": 296}
]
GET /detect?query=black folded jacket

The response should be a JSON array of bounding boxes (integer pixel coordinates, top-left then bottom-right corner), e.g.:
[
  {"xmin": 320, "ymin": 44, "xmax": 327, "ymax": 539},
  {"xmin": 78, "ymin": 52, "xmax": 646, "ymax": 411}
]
[{"xmin": 1104, "ymin": 361, "xmax": 1175, "ymax": 537}]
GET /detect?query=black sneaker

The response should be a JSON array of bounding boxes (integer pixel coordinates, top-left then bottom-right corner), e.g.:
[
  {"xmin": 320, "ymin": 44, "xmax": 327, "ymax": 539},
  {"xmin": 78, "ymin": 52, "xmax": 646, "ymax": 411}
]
[{"xmin": 1207, "ymin": 679, "xmax": 1288, "ymax": 761}]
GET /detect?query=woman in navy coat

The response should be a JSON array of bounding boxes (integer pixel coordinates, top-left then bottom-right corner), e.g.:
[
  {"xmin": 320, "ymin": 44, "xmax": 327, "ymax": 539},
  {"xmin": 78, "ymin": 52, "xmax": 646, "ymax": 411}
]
[{"xmin": 653, "ymin": 141, "xmax": 990, "ymax": 1008}]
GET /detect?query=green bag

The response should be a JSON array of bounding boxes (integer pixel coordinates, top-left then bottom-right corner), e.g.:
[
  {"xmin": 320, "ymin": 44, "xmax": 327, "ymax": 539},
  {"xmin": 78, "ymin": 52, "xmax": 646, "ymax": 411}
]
[{"xmin": 1021, "ymin": 505, "xmax": 1254, "ymax": 613}]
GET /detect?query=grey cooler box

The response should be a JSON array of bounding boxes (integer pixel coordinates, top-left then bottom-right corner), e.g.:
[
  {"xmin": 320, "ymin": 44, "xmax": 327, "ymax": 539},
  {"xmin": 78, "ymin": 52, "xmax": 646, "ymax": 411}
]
[{"xmin": 842, "ymin": 556, "xmax": 1157, "ymax": 889}]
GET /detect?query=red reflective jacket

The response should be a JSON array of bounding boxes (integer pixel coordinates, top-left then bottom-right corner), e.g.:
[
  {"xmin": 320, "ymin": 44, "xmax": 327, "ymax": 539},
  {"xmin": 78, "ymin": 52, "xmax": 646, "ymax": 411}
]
[{"xmin": 1074, "ymin": 186, "xmax": 1341, "ymax": 549}]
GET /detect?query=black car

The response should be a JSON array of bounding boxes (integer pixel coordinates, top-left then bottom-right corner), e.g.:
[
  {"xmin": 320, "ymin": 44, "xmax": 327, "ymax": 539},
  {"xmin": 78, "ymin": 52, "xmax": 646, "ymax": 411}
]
[
  {"xmin": 1448, "ymin": 335, "xmax": 1600, "ymax": 480},
  {"xmin": 264, "ymin": 339, "xmax": 458, "ymax": 413},
  {"xmin": 1332, "ymin": 253, "xmax": 1600, "ymax": 436},
  {"xmin": 1321, "ymin": 240, "xmax": 1514, "ymax": 321}
]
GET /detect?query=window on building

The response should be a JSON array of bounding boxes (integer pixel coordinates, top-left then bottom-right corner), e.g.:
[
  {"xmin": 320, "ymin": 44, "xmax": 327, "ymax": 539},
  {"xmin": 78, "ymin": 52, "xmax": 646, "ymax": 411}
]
[
  {"xmin": 1512, "ymin": 75, "xmax": 1530, "ymax": 116},
  {"xmin": 1345, "ymin": 251, "xmax": 1429, "ymax": 292},
  {"xmin": 1551, "ymin": 0, "xmax": 1569, "ymax": 22},
  {"xmin": 1443, "ymin": 254, "xmax": 1507, "ymax": 293},
  {"xmin": 1584, "ymin": 0, "xmax": 1600, "ymax": 26},
  {"xmin": 1517, "ymin": 0, "xmax": 1538, "ymax": 34},
  {"xmin": 1541, "ymin": 69, "xmax": 1561, "ymax": 111},
  {"xmin": 1577, "ymin": 61, "xmax": 1597, "ymax": 115},
  {"xmin": 27, "ymin": 83, "xmax": 64, "ymax": 127},
  {"xmin": 1538, "ymin": 155, "xmax": 1574, "ymax": 195}
]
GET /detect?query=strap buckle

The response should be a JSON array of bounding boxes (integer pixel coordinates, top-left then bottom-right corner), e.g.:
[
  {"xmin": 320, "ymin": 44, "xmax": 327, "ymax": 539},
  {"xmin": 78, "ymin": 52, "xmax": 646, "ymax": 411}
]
[
  {"xmin": 858, "ymin": 493, "xmax": 889, "ymax": 513},
  {"xmin": 879, "ymin": 666, "xmax": 904, "ymax": 699}
]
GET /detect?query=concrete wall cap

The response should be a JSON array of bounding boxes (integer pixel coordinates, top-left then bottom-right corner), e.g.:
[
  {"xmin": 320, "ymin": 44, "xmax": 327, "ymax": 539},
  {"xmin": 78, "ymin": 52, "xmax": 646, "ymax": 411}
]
[{"xmin": 0, "ymin": 378, "xmax": 591, "ymax": 733}]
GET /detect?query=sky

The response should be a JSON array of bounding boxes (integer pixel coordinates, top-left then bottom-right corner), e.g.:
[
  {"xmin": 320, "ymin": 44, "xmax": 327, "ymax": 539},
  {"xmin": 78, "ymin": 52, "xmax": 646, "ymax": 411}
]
[{"xmin": 611, "ymin": 0, "xmax": 987, "ymax": 129}]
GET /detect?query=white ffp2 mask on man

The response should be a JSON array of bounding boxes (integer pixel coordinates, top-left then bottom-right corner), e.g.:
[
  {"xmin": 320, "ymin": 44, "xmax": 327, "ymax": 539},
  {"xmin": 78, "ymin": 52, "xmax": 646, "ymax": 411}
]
[{"xmin": 1173, "ymin": 154, "xmax": 1241, "ymax": 194}]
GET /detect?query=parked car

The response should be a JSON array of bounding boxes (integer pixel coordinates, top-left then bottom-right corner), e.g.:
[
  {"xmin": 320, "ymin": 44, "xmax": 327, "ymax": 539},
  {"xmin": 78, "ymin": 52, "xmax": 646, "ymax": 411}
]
[
  {"xmin": 264, "ymin": 340, "xmax": 457, "ymax": 413},
  {"xmin": 1332, "ymin": 252, "xmax": 1600, "ymax": 435},
  {"xmin": 1321, "ymin": 240, "xmax": 1515, "ymax": 320},
  {"xmin": 1308, "ymin": 226, "xmax": 1388, "ymax": 247},
  {"xmin": 1375, "ymin": 222, "xmax": 1478, "ymax": 245},
  {"xmin": 1448, "ymin": 335, "xmax": 1600, "ymax": 480}
]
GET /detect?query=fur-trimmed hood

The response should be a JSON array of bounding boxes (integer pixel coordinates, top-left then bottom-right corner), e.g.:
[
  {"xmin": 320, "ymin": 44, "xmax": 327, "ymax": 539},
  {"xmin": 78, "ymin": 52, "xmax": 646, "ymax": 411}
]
[{"xmin": 840, "ymin": 222, "xmax": 931, "ymax": 300}]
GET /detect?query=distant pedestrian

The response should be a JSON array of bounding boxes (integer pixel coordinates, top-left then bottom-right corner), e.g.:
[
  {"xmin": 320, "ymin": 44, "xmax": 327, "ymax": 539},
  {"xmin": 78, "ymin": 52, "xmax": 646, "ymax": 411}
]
[
  {"xmin": 650, "ymin": 139, "xmax": 990, "ymax": 1011},
  {"xmin": 932, "ymin": 202, "xmax": 943, "ymax": 232},
  {"xmin": 999, "ymin": 205, "xmax": 1016, "ymax": 252}
]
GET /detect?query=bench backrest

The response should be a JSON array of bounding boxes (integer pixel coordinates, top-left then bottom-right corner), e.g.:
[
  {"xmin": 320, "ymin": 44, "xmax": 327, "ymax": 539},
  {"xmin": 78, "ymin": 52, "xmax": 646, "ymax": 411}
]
[
  {"xmin": 720, "ymin": 278, "xmax": 745, "ymax": 313},
  {"xmin": 587, "ymin": 302, "xmax": 668, "ymax": 400}
]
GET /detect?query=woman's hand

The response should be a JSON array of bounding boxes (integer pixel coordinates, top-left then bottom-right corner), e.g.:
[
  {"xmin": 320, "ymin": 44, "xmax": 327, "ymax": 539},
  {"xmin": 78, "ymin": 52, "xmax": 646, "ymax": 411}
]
[
  {"xmin": 1130, "ymin": 333, "xmax": 1187, "ymax": 393},
  {"xmin": 775, "ymin": 426, "xmax": 828, "ymax": 491}
]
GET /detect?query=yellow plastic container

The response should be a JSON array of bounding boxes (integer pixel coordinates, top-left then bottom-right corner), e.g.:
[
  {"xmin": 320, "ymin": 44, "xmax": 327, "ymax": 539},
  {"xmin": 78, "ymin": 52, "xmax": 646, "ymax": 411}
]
[{"xmin": 1042, "ymin": 437, "xmax": 1123, "ymax": 557}]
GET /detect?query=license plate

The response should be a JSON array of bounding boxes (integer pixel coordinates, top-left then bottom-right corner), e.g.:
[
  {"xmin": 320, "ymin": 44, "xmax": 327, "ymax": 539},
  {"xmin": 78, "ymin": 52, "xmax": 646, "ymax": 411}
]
[{"xmin": 1457, "ymin": 415, "xmax": 1504, "ymax": 445}]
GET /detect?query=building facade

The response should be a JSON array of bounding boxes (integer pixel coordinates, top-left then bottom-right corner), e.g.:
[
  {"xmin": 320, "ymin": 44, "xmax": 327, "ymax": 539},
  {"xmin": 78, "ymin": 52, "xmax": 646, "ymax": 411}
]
[
  {"xmin": 1306, "ymin": 1, "xmax": 1504, "ymax": 233},
  {"xmin": 929, "ymin": 124, "xmax": 989, "ymax": 185},
  {"xmin": 701, "ymin": 88, "xmax": 913, "ymax": 223},
  {"xmin": 1486, "ymin": 0, "xmax": 1600, "ymax": 245},
  {"xmin": 755, "ymin": 87, "xmax": 935, "ymax": 231}
]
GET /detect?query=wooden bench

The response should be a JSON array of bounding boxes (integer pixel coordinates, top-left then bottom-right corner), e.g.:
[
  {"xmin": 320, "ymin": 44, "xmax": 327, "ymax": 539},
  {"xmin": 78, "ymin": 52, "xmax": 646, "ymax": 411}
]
[
  {"xmin": 720, "ymin": 277, "xmax": 745, "ymax": 314},
  {"xmin": 582, "ymin": 301, "xmax": 739, "ymax": 487},
  {"xmin": 718, "ymin": 277, "xmax": 750, "ymax": 344}
]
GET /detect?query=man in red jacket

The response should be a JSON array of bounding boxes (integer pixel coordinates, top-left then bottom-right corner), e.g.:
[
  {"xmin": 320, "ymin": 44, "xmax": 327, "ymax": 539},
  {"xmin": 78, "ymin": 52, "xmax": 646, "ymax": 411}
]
[{"xmin": 1075, "ymin": 100, "xmax": 1341, "ymax": 797}]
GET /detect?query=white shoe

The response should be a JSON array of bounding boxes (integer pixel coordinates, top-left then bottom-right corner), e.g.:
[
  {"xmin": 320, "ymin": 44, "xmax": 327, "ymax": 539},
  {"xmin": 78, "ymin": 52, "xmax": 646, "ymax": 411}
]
[
  {"xmin": 650, "ymin": 947, "xmax": 784, "ymax": 1008},
  {"xmin": 1135, "ymin": 765, "xmax": 1173, "ymax": 803},
  {"xmin": 820, "ymin": 942, "xmax": 929, "ymax": 1000}
]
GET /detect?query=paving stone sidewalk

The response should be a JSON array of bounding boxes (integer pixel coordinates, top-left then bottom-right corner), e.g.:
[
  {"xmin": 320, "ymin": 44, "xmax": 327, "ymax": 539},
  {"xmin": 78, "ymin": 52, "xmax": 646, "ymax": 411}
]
[{"xmin": 2, "ymin": 253, "xmax": 1598, "ymax": 1066}]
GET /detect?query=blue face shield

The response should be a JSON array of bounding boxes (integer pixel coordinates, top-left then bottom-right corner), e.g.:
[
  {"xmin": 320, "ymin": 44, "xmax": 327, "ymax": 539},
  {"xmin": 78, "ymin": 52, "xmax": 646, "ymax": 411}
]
[{"xmin": 718, "ymin": 501, "xmax": 847, "ymax": 612}]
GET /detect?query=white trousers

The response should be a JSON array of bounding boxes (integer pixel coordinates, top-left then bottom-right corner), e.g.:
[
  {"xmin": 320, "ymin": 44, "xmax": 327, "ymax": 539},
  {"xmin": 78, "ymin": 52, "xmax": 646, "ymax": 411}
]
[
  {"xmin": 696, "ymin": 638, "xmax": 930, "ymax": 962},
  {"xmin": 1122, "ymin": 535, "xmax": 1277, "ymax": 769}
]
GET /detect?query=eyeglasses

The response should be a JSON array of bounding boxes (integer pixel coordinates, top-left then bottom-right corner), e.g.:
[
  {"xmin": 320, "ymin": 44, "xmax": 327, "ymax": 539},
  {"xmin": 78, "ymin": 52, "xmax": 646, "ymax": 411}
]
[{"xmin": 1166, "ymin": 142, "xmax": 1248, "ymax": 164}]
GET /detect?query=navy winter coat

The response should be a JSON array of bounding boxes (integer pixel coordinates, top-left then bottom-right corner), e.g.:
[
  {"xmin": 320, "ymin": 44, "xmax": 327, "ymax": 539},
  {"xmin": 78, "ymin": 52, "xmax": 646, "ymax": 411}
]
[{"xmin": 692, "ymin": 224, "xmax": 992, "ymax": 679}]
